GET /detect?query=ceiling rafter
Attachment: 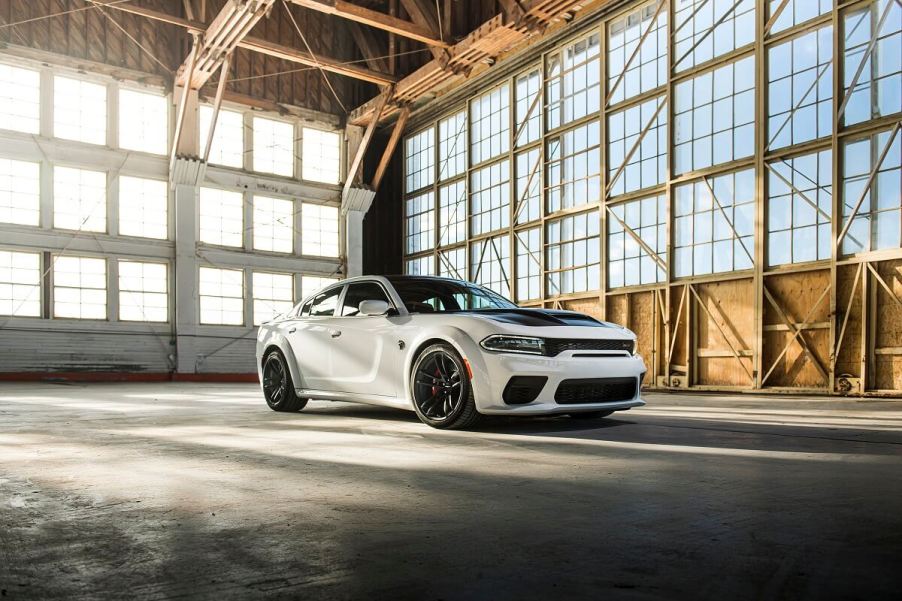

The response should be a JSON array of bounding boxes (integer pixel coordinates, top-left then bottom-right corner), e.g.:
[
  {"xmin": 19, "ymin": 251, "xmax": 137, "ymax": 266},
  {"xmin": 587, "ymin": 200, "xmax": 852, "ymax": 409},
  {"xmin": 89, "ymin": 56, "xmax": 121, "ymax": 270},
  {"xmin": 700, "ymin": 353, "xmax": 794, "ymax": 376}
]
[{"xmin": 288, "ymin": 0, "xmax": 448, "ymax": 48}]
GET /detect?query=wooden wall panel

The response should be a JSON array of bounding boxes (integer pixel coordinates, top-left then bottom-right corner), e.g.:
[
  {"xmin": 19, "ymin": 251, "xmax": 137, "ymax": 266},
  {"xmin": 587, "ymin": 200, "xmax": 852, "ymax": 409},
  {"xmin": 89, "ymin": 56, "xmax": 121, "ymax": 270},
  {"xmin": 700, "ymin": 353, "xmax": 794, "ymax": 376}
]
[
  {"xmin": 694, "ymin": 279, "xmax": 755, "ymax": 387},
  {"xmin": 873, "ymin": 260, "xmax": 902, "ymax": 391},
  {"xmin": 835, "ymin": 264, "xmax": 864, "ymax": 380},
  {"xmin": 762, "ymin": 270, "xmax": 831, "ymax": 389}
]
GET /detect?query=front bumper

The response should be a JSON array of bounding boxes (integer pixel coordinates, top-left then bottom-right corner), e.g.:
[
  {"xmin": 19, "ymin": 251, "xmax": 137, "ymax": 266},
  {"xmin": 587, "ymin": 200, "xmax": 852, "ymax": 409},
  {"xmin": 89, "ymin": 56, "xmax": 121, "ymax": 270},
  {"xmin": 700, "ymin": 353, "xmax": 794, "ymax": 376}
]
[{"xmin": 470, "ymin": 351, "xmax": 647, "ymax": 415}]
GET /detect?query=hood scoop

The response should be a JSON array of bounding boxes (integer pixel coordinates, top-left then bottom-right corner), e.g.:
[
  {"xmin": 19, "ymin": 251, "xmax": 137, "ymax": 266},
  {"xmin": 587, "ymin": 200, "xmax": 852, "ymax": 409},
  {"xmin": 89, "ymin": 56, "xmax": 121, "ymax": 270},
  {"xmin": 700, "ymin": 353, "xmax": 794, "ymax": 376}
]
[{"xmin": 467, "ymin": 309, "xmax": 609, "ymax": 327}]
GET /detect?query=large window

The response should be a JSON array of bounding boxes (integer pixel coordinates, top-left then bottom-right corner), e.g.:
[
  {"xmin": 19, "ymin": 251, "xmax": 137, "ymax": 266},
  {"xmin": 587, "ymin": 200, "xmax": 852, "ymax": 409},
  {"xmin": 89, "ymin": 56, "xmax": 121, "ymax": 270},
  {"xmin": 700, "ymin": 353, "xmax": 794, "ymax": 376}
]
[
  {"xmin": 0, "ymin": 250, "xmax": 40, "ymax": 317},
  {"xmin": 118, "ymin": 260, "xmax": 168, "ymax": 322},
  {"xmin": 53, "ymin": 167, "xmax": 106, "ymax": 233},
  {"xmin": 842, "ymin": 0, "xmax": 902, "ymax": 126},
  {"xmin": 470, "ymin": 160, "xmax": 510, "ymax": 236},
  {"xmin": 405, "ymin": 192, "xmax": 435, "ymax": 254},
  {"xmin": 841, "ymin": 129, "xmax": 901, "ymax": 255},
  {"xmin": 253, "ymin": 196, "xmax": 293, "ymax": 253},
  {"xmin": 546, "ymin": 32, "xmax": 601, "ymax": 130},
  {"xmin": 0, "ymin": 158, "xmax": 40, "ymax": 226},
  {"xmin": 253, "ymin": 116, "xmax": 294, "ymax": 177},
  {"xmin": 546, "ymin": 210, "xmax": 600, "ymax": 295},
  {"xmin": 302, "ymin": 203, "xmax": 339, "ymax": 257},
  {"xmin": 674, "ymin": 0, "xmax": 755, "ymax": 72},
  {"xmin": 0, "ymin": 63, "xmax": 40, "ymax": 134},
  {"xmin": 470, "ymin": 85, "xmax": 510, "ymax": 165},
  {"xmin": 470, "ymin": 234, "xmax": 510, "ymax": 297},
  {"xmin": 607, "ymin": 96, "xmax": 667, "ymax": 196},
  {"xmin": 674, "ymin": 168, "xmax": 755, "ymax": 277},
  {"xmin": 54, "ymin": 76, "xmax": 106, "ymax": 145},
  {"xmin": 199, "ymin": 267, "xmax": 244, "ymax": 325},
  {"xmin": 199, "ymin": 106, "xmax": 244, "ymax": 168},
  {"xmin": 767, "ymin": 150, "xmax": 832, "ymax": 266},
  {"xmin": 252, "ymin": 271, "xmax": 293, "ymax": 325},
  {"xmin": 607, "ymin": 2, "xmax": 667, "ymax": 105},
  {"xmin": 53, "ymin": 256, "xmax": 107, "ymax": 319},
  {"xmin": 438, "ymin": 180, "xmax": 466, "ymax": 247},
  {"xmin": 674, "ymin": 56, "xmax": 755, "ymax": 175},
  {"xmin": 119, "ymin": 89, "xmax": 168, "ymax": 155},
  {"xmin": 547, "ymin": 120, "xmax": 601, "ymax": 213},
  {"xmin": 767, "ymin": 26, "xmax": 833, "ymax": 150},
  {"xmin": 119, "ymin": 176, "xmax": 168, "ymax": 240},
  {"xmin": 199, "ymin": 187, "xmax": 243, "ymax": 248},
  {"xmin": 608, "ymin": 195, "xmax": 667, "ymax": 288},
  {"xmin": 302, "ymin": 128, "xmax": 341, "ymax": 184},
  {"xmin": 405, "ymin": 127, "xmax": 435, "ymax": 192},
  {"xmin": 438, "ymin": 111, "xmax": 467, "ymax": 180}
]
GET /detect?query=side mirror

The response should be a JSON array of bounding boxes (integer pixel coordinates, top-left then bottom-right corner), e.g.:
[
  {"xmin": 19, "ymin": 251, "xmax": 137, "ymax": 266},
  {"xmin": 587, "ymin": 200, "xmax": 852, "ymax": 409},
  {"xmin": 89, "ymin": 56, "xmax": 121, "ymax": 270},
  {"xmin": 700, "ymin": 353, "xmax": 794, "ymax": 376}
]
[{"xmin": 358, "ymin": 299, "xmax": 390, "ymax": 316}]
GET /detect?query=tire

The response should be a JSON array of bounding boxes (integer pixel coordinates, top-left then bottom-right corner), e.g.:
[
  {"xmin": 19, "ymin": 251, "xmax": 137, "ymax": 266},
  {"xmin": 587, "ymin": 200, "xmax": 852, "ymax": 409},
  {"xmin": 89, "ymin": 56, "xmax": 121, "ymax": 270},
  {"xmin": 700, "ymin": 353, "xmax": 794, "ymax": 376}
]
[
  {"xmin": 262, "ymin": 349, "xmax": 308, "ymax": 412},
  {"xmin": 568, "ymin": 410, "xmax": 614, "ymax": 420},
  {"xmin": 410, "ymin": 343, "xmax": 481, "ymax": 430}
]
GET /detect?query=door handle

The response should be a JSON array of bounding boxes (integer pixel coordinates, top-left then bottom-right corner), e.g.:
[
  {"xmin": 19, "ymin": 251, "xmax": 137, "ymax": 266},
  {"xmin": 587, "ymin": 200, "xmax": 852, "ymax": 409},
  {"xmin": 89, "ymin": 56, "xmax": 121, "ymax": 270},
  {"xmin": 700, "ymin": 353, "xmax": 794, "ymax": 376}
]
[
  {"xmin": 288, "ymin": 326, "xmax": 296, "ymax": 334},
  {"xmin": 330, "ymin": 329, "xmax": 342, "ymax": 338}
]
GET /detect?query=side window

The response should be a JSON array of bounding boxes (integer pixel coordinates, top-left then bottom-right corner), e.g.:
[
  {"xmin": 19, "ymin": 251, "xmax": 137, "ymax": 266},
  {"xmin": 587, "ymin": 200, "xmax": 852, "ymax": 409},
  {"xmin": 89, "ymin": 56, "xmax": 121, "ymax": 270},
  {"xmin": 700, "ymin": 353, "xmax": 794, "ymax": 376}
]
[
  {"xmin": 299, "ymin": 299, "xmax": 313, "ymax": 316},
  {"xmin": 341, "ymin": 282, "xmax": 391, "ymax": 316},
  {"xmin": 309, "ymin": 286, "xmax": 342, "ymax": 317}
]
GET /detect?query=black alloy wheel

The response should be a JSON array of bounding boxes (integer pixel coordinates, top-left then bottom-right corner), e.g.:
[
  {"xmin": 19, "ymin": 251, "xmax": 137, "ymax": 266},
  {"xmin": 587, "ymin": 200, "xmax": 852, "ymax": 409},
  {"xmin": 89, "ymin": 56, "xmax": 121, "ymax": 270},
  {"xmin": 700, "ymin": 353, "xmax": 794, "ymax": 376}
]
[
  {"xmin": 410, "ymin": 344, "xmax": 481, "ymax": 429},
  {"xmin": 262, "ymin": 350, "xmax": 308, "ymax": 412}
]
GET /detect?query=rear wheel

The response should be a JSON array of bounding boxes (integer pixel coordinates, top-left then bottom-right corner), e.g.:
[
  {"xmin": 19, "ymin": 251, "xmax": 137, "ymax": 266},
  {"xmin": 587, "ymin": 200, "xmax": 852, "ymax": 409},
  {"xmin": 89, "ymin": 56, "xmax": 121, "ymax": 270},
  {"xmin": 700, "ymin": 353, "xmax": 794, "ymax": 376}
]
[
  {"xmin": 410, "ymin": 344, "xmax": 481, "ymax": 430},
  {"xmin": 262, "ymin": 350, "xmax": 308, "ymax": 412},
  {"xmin": 568, "ymin": 410, "xmax": 614, "ymax": 420}
]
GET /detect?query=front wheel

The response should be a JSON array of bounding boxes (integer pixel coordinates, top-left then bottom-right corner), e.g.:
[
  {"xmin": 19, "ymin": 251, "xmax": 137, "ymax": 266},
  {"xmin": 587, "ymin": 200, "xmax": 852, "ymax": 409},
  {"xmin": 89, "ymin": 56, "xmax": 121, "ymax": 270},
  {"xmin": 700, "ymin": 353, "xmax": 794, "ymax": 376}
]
[
  {"xmin": 262, "ymin": 350, "xmax": 308, "ymax": 412},
  {"xmin": 410, "ymin": 343, "xmax": 481, "ymax": 430}
]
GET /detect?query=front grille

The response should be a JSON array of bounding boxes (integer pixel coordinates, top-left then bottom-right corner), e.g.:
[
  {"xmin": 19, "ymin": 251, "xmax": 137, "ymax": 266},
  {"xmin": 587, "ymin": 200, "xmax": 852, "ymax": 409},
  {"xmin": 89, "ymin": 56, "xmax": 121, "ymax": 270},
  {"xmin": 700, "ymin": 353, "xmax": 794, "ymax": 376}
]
[
  {"xmin": 554, "ymin": 377, "xmax": 638, "ymax": 404},
  {"xmin": 544, "ymin": 338, "xmax": 633, "ymax": 357},
  {"xmin": 503, "ymin": 376, "xmax": 547, "ymax": 405}
]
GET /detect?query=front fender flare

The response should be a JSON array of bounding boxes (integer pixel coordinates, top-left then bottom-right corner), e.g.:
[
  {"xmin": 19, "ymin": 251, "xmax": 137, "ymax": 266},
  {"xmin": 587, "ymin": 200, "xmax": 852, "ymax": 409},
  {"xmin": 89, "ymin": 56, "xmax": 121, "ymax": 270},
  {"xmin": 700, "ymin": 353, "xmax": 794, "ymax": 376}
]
[{"xmin": 401, "ymin": 326, "xmax": 489, "ymax": 405}]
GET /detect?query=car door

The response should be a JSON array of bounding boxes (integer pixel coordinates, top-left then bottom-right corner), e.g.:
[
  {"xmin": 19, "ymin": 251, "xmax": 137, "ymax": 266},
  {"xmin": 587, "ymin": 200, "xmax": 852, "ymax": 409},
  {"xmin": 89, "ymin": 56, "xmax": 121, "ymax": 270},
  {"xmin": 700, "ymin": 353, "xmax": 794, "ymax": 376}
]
[
  {"xmin": 285, "ymin": 285, "xmax": 344, "ymax": 391},
  {"xmin": 328, "ymin": 281, "xmax": 400, "ymax": 398}
]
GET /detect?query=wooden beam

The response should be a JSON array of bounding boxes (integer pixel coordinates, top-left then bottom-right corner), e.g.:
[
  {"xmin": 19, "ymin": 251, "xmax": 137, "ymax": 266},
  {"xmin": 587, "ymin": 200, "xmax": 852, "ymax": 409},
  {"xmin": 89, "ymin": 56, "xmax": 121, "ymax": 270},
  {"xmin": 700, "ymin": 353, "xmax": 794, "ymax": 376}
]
[
  {"xmin": 348, "ymin": 21, "xmax": 389, "ymax": 73},
  {"xmin": 88, "ymin": 0, "xmax": 397, "ymax": 85},
  {"xmin": 398, "ymin": 0, "xmax": 447, "ymax": 61},
  {"xmin": 372, "ymin": 106, "xmax": 410, "ymax": 191},
  {"xmin": 289, "ymin": 0, "xmax": 448, "ymax": 47},
  {"xmin": 342, "ymin": 92, "xmax": 391, "ymax": 199}
]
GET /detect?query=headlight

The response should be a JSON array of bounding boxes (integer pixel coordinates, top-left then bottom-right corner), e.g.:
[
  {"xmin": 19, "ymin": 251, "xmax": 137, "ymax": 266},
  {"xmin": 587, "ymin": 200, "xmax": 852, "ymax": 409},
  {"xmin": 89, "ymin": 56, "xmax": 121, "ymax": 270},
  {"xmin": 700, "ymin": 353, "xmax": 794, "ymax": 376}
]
[{"xmin": 480, "ymin": 335, "xmax": 546, "ymax": 355}]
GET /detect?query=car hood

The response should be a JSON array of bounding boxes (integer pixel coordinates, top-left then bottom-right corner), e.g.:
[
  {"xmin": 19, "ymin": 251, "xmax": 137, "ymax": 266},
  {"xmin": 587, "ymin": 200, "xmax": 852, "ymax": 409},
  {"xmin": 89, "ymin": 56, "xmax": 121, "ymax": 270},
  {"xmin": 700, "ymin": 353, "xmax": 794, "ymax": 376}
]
[{"xmin": 409, "ymin": 309, "xmax": 635, "ymax": 341}]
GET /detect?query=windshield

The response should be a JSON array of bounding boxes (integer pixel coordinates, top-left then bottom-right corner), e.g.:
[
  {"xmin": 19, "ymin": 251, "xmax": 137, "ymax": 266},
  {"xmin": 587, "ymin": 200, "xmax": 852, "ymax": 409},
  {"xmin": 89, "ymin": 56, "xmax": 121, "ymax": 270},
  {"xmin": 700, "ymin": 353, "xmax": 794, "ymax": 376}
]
[{"xmin": 388, "ymin": 278, "xmax": 518, "ymax": 314}]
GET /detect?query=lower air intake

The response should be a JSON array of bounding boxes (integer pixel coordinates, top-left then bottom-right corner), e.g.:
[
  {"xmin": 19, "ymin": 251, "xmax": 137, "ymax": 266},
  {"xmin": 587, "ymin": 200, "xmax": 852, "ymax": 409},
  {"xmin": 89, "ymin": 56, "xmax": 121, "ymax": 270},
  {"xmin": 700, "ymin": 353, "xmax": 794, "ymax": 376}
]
[
  {"xmin": 554, "ymin": 377, "xmax": 637, "ymax": 404},
  {"xmin": 503, "ymin": 376, "xmax": 548, "ymax": 405}
]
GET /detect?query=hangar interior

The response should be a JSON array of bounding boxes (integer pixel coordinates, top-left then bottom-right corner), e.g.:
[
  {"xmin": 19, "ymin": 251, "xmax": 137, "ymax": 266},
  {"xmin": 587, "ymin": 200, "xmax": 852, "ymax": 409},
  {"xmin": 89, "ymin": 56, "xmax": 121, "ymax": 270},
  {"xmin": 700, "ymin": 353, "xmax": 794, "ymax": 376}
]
[{"xmin": 1, "ymin": 0, "xmax": 901, "ymax": 598}]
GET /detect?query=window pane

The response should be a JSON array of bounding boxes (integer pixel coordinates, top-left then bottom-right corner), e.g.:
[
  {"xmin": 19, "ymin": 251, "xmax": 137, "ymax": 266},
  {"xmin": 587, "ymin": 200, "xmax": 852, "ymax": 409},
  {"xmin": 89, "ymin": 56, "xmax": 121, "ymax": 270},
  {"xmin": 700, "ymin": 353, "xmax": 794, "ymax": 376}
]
[
  {"xmin": 608, "ymin": 195, "xmax": 667, "ymax": 288},
  {"xmin": 119, "ymin": 175, "xmax": 167, "ymax": 239},
  {"xmin": 515, "ymin": 148, "xmax": 542, "ymax": 224},
  {"xmin": 438, "ymin": 247, "xmax": 466, "ymax": 280},
  {"xmin": 252, "ymin": 271, "xmax": 293, "ymax": 325},
  {"xmin": 470, "ymin": 160, "xmax": 510, "ymax": 236},
  {"xmin": 119, "ymin": 89, "xmax": 168, "ymax": 154},
  {"xmin": 516, "ymin": 227, "xmax": 542, "ymax": 301},
  {"xmin": 515, "ymin": 68, "xmax": 541, "ymax": 147},
  {"xmin": 546, "ymin": 32, "xmax": 601, "ymax": 130},
  {"xmin": 405, "ymin": 191, "xmax": 435, "ymax": 254},
  {"xmin": 470, "ymin": 234, "xmax": 510, "ymax": 297},
  {"xmin": 405, "ymin": 127, "xmax": 435, "ymax": 192},
  {"xmin": 119, "ymin": 260, "xmax": 168, "ymax": 322},
  {"xmin": 0, "ymin": 250, "xmax": 41, "ymax": 317},
  {"xmin": 300, "ymin": 275, "xmax": 339, "ymax": 300},
  {"xmin": 439, "ymin": 180, "xmax": 466, "ymax": 246},
  {"xmin": 546, "ymin": 210, "xmax": 600, "ymax": 295},
  {"xmin": 54, "ymin": 76, "xmax": 106, "ymax": 145},
  {"xmin": 199, "ymin": 106, "xmax": 244, "ymax": 168},
  {"xmin": 438, "ymin": 111, "xmax": 467, "ymax": 180},
  {"xmin": 253, "ymin": 195, "xmax": 293, "ymax": 253},
  {"xmin": 0, "ymin": 158, "xmax": 40, "ymax": 226},
  {"xmin": 253, "ymin": 116, "xmax": 294, "ymax": 176},
  {"xmin": 470, "ymin": 84, "xmax": 510, "ymax": 165},
  {"xmin": 199, "ymin": 187, "xmax": 243, "ymax": 247},
  {"xmin": 54, "ymin": 166, "xmax": 106, "ymax": 232},
  {"xmin": 547, "ymin": 120, "xmax": 601, "ymax": 213},
  {"xmin": 302, "ymin": 128, "xmax": 341, "ymax": 184},
  {"xmin": 674, "ymin": 0, "xmax": 755, "ymax": 72},
  {"xmin": 199, "ymin": 266, "xmax": 244, "ymax": 325},
  {"xmin": 53, "ymin": 256, "xmax": 107, "ymax": 319},
  {"xmin": 0, "ymin": 63, "xmax": 40, "ymax": 134},
  {"xmin": 608, "ymin": 96, "xmax": 667, "ymax": 196},
  {"xmin": 768, "ymin": 0, "xmax": 831, "ymax": 34},
  {"xmin": 405, "ymin": 254, "xmax": 435, "ymax": 275},
  {"xmin": 607, "ymin": 2, "xmax": 668, "ymax": 105},
  {"xmin": 302, "ymin": 203, "xmax": 339, "ymax": 257}
]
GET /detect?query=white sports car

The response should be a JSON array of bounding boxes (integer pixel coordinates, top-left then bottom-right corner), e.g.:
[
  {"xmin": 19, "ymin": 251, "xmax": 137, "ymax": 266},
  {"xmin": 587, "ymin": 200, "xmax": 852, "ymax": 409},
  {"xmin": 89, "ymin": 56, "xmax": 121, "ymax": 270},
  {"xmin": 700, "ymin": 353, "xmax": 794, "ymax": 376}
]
[{"xmin": 256, "ymin": 275, "xmax": 646, "ymax": 429}]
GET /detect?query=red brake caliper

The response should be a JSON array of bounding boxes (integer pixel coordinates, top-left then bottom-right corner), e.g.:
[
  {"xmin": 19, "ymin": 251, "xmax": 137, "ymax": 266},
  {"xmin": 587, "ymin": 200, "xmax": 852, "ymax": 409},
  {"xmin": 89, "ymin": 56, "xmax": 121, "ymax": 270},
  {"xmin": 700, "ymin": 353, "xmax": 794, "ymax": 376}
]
[{"xmin": 432, "ymin": 367, "xmax": 440, "ymax": 396}]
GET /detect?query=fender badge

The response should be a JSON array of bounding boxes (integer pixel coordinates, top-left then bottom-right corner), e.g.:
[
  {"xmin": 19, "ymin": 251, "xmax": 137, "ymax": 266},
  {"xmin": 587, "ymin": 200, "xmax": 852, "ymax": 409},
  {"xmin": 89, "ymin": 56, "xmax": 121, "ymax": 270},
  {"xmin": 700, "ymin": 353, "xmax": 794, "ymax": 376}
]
[{"xmin": 398, "ymin": 340, "xmax": 405, "ymax": 350}]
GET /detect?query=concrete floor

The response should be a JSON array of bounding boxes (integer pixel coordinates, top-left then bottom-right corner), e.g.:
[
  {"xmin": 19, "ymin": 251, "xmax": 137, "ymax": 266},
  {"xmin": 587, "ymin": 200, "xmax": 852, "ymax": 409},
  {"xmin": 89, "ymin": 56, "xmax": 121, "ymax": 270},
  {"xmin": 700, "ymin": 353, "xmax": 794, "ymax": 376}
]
[{"xmin": 1, "ymin": 384, "xmax": 901, "ymax": 601}]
